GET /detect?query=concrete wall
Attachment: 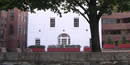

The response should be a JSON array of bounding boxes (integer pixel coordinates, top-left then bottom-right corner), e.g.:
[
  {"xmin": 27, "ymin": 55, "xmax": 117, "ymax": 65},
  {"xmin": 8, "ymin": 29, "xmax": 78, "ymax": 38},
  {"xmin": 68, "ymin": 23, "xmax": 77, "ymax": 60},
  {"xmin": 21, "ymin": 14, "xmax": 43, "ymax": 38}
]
[{"xmin": 0, "ymin": 52, "xmax": 130, "ymax": 65}]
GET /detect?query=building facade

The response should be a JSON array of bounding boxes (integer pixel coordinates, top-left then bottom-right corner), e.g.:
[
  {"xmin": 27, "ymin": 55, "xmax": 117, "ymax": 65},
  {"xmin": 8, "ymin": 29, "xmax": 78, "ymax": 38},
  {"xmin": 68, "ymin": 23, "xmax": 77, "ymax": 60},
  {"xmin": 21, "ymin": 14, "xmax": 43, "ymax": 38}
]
[
  {"xmin": 28, "ymin": 11, "xmax": 92, "ymax": 51},
  {"xmin": 102, "ymin": 12, "xmax": 130, "ymax": 45},
  {"xmin": 0, "ymin": 8, "xmax": 28, "ymax": 51}
]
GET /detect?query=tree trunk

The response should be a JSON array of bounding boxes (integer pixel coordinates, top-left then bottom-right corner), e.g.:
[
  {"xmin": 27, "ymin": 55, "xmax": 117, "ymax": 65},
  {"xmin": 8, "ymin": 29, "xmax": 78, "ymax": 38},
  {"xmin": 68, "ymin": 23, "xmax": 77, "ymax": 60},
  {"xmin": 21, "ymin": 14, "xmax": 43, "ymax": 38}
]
[
  {"xmin": 88, "ymin": 0, "xmax": 101, "ymax": 52},
  {"xmin": 90, "ymin": 19, "xmax": 101, "ymax": 52}
]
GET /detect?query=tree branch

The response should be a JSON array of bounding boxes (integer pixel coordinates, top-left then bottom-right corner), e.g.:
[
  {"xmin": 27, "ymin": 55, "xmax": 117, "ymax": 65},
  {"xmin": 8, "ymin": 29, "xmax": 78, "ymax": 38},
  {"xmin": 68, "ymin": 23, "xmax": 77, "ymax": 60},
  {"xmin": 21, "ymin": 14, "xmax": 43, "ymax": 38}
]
[
  {"xmin": 72, "ymin": 6, "xmax": 90, "ymax": 23},
  {"xmin": 85, "ymin": 0, "xmax": 90, "ymax": 5},
  {"xmin": 97, "ymin": 11, "xmax": 103, "ymax": 20},
  {"xmin": 73, "ymin": 0, "xmax": 89, "ymax": 17},
  {"xmin": 73, "ymin": 0, "xmax": 86, "ymax": 11},
  {"xmin": 80, "ymin": 11, "xmax": 90, "ymax": 23}
]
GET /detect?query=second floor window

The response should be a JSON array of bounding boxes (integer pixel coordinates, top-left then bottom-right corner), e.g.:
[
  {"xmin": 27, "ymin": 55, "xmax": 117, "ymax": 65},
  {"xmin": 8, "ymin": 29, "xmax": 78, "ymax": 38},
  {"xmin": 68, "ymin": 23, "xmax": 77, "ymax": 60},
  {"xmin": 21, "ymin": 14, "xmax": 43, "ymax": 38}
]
[
  {"xmin": 123, "ymin": 18, "xmax": 130, "ymax": 23},
  {"xmin": 50, "ymin": 18, "xmax": 55, "ymax": 27},
  {"xmin": 74, "ymin": 18, "xmax": 79, "ymax": 27},
  {"xmin": 1, "ymin": 17, "xmax": 7, "ymax": 27},
  {"xmin": 10, "ymin": 9, "xmax": 14, "ymax": 21},
  {"xmin": 102, "ymin": 18, "xmax": 120, "ymax": 24}
]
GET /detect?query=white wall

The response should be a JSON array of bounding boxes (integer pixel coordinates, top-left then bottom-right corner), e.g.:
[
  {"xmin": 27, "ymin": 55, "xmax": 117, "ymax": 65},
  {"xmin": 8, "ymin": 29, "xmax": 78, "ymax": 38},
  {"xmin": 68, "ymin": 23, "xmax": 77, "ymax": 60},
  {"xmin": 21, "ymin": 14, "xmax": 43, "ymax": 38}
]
[{"xmin": 28, "ymin": 10, "xmax": 102, "ymax": 51}]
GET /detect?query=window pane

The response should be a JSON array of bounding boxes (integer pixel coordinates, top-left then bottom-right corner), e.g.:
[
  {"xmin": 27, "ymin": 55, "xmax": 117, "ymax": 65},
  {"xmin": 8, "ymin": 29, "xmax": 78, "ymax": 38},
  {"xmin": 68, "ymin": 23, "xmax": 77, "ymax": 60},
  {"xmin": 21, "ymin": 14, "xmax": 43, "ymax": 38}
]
[
  {"xmin": 9, "ymin": 25, "xmax": 14, "ymax": 35},
  {"xmin": 0, "ymin": 29, "xmax": 4, "ymax": 39},
  {"xmin": 35, "ymin": 39, "xmax": 40, "ymax": 45},
  {"xmin": 58, "ymin": 33, "xmax": 71, "ymax": 46},
  {"xmin": 18, "ymin": 25, "xmax": 22, "ymax": 33},
  {"xmin": 123, "ymin": 18, "xmax": 130, "ymax": 23},
  {"xmin": 0, "ymin": 17, "xmax": 7, "ymax": 27},
  {"xmin": 74, "ymin": 18, "xmax": 79, "ymax": 27},
  {"xmin": 104, "ymin": 30, "xmax": 121, "ymax": 35},
  {"xmin": 127, "ymin": 29, "xmax": 130, "ymax": 34},
  {"xmin": 62, "ymin": 39, "xmax": 67, "ymax": 45},
  {"xmin": 50, "ymin": 18, "xmax": 55, "ymax": 27},
  {"xmin": 10, "ymin": 9, "xmax": 14, "ymax": 21},
  {"xmin": 102, "ymin": 18, "xmax": 120, "ymax": 24}
]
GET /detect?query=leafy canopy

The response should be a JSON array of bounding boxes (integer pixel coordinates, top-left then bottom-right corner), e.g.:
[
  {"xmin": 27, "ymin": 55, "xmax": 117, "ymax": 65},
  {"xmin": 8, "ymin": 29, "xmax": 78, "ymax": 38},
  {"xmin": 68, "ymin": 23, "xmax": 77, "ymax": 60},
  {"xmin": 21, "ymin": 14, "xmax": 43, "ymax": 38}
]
[
  {"xmin": 0, "ymin": 0, "xmax": 64, "ymax": 16},
  {"xmin": 1, "ymin": 0, "xmax": 130, "ymax": 18}
]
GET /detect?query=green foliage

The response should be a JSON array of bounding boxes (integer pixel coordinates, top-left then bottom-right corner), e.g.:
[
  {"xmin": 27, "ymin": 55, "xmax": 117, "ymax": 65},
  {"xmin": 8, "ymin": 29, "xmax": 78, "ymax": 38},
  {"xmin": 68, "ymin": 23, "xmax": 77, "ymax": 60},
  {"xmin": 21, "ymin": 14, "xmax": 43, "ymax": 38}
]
[
  {"xmin": 122, "ymin": 34, "xmax": 127, "ymax": 44},
  {"xmin": 28, "ymin": 45, "xmax": 45, "ymax": 48},
  {"xmin": 107, "ymin": 36, "xmax": 113, "ymax": 44},
  {"xmin": 1, "ymin": 0, "xmax": 130, "ymax": 19},
  {"xmin": 65, "ymin": 45, "xmax": 81, "ymax": 48},
  {"xmin": 0, "ymin": 0, "xmax": 64, "ymax": 16},
  {"xmin": 1, "ymin": 0, "xmax": 130, "ymax": 18},
  {"xmin": 0, "ymin": 0, "xmax": 11, "ymax": 10}
]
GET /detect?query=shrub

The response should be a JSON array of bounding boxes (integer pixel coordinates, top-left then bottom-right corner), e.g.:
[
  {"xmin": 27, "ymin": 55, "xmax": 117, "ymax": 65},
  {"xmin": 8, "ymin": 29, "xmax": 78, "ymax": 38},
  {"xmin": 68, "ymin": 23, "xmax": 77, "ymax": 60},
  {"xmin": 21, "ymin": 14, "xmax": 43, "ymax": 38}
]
[{"xmin": 28, "ymin": 45, "xmax": 45, "ymax": 48}]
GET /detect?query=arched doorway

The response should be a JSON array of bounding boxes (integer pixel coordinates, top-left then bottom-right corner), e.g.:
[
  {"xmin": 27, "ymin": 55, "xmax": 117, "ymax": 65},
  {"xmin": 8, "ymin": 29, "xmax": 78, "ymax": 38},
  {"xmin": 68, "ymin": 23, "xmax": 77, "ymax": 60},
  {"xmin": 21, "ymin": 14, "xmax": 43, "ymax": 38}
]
[{"xmin": 58, "ymin": 33, "xmax": 71, "ymax": 46}]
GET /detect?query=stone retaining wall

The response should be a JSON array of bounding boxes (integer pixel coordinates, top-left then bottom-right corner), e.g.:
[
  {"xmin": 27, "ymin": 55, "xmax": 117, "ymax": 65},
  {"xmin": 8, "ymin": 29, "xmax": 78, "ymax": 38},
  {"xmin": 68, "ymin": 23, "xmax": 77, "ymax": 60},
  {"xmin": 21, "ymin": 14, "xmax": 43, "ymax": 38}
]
[{"xmin": 0, "ymin": 52, "xmax": 129, "ymax": 65}]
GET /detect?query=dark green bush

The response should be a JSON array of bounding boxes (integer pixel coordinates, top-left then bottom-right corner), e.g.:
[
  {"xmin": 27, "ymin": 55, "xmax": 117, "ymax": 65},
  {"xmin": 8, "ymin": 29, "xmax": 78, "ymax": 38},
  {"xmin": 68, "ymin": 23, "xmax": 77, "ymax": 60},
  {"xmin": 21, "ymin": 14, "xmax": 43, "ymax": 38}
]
[{"xmin": 28, "ymin": 45, "xmax": 45, "ymax": 48}]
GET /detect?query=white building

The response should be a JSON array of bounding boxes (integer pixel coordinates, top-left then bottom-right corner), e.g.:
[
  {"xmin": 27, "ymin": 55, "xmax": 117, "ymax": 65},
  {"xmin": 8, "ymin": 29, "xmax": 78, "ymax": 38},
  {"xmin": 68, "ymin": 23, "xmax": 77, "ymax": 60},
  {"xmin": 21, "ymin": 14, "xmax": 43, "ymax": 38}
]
[{"xmin": 28, "ymin": 10, "xmax": 92, "ymax": 51}]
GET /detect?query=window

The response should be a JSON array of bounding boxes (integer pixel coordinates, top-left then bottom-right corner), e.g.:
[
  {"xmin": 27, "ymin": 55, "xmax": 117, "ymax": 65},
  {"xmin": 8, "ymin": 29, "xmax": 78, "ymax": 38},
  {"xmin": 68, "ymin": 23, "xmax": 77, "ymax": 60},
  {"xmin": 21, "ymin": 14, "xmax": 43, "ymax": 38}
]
[
  {"xmin": 103, "ymin": 30, "xmax": 111, "ymax": 35},
  {"xmin": 104, "ymin": 30, "xmax": 121, "ymax": 35},
  {"xmin": 0, "ymin": 17, "xmax": 7, "ymax": 27},
  {"xmin": 35, "ymin": 39, "xmax": 40, "ymax": 45},
  {"xmin": 122, "ymin": 18, "xmax": 130, "ymax": 23},
  {"xmin": 23, "ymin": 14, "xmax": 25, "ymax": 22},
  {"xmin": 17, "ymin": 40, "xmax": 20, "ymax": 48},
  {"xmin": 24, "ymin": 14, "xmax": 27, "ymax": 22},
  {"xmin": 110, "ymin": 30, "xmax": 121, "ymax": 34},
  {"xmin": 18, "ymin": 13, "xmax": 21, "ymax": 22},
  {"xmin": 9, "ymin": 25, "xmax": 14, "ymax": 35},
  {"xmin": 50, "ymin": 18, "xmax": 55, "ymax": 27},
  {"xmin": 102, "ymin": 18, "xmax": 120, "ymax": 24},
  {"xmin": 18, "ymin": 24, "xmax": 22, "ymax": 33},
  {"xmin": 0, "ymin": 29, "xmax": 4, "ymax": 39},
  {"xmin": 24, "ymin": 28, "xmax": 26, "ymax": 35},
  {"xmin": 58, "ymin": 33, "xmax": 71, "ymax": 47},
  {"xmin": 74, "ymin": 18, "xmax": 79, "ymax": 27},
  {"xmin": 127, "ymin": 29, "xmax": 130, "ymax": 34},
  {"xmin": 62, "ymin": 39, "xmax": 67, "ymax": 45},
  {"xmin": 10, "ymin": 9, "xmax": 14, "ymax": 21},
  {"xmin": 21, "ymin": 12, "xmax": 23, "ymax": 22}
]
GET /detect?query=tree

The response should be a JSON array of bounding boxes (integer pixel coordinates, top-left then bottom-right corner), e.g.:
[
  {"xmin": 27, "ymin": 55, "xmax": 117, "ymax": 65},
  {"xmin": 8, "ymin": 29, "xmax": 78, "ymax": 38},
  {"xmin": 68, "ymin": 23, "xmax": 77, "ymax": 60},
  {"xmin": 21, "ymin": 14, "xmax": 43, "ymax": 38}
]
[
  {"xmin": 1, "ymin": 0, "xmax": 130, "ymax": 52},
  {"xmin": 0, "ymin": 0, "xmax": 63, "ymax": 15},
  {"xmin": 59, "ymin": 0, "xmax": 130, "ymax": 52}
]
